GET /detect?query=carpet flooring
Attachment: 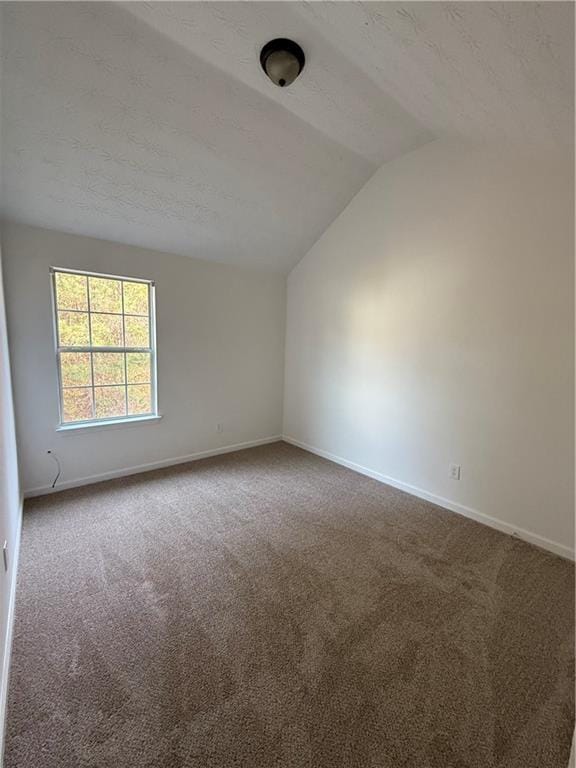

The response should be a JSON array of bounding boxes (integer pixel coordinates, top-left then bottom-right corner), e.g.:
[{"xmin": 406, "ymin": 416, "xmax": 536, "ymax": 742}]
[{"xmin": 4, "ymin": 441, "xmax": 574, "ymax": 768}]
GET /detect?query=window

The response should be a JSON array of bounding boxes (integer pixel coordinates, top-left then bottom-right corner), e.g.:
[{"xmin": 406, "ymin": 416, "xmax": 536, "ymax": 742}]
[{"xmin": 51, "ymin": 267, "xmax": 157, "ymax": 428}]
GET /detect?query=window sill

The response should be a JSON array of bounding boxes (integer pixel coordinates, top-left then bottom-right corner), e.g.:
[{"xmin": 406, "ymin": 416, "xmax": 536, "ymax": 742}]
[{"xmin": 56, "ymin": 414, "xmax": 162, "ymax": 435}]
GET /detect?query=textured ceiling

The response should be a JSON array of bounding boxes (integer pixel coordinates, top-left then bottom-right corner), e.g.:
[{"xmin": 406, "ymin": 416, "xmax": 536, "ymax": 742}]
[{"xmin": 1, "ymin": 2, "xmax": 573, "ymax": 272}]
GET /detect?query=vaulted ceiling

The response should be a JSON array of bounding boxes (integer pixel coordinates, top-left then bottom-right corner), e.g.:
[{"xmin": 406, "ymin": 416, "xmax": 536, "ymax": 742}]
[{"xmin": 1, "ymin": 2, "xmax": 573, "ymax": 272}]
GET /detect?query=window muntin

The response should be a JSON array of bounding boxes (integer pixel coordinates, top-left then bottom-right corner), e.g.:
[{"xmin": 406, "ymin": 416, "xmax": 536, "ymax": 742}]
[{"xmin": 51, "ymin": 268, "xmax": 157, "ymax": 426}]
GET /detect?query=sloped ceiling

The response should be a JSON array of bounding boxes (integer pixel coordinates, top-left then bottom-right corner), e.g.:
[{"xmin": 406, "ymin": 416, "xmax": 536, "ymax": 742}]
[{"xmin": 1, "ymin": 2, "xmax": 573, "ymax": 272}]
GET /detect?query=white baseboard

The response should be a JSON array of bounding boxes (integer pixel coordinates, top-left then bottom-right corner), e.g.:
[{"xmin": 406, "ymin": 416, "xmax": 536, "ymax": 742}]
[
  {"xmin": 282, "ymin": 436, "xmax": 574, "ymax": 562},
  {"xmin": 0, "ymin": 496, "xmax": 23, "ymax": 768},
  {"xmin": 24, "ymin": 436, "xmax": 282, "ymax": 498},
  {"xmin": 23, "ymin": 432, "xmax": 574, "ymax": 560}
]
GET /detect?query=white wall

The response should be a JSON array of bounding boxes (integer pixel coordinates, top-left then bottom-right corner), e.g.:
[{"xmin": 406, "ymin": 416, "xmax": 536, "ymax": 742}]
[
  {"xmin": 0, "ymin": 5, "xmax": 23, "ymax": 756},
  {"xmin": 0, "ymin": 239, "xmax": 21, "ymax": 756},
  {"xmin": 1, "ymin": 223, "xmax": 285, "ymax": 494},
  {"xmin": 284, "ymin": 139, "xmax": 574, "ymax": 558}
]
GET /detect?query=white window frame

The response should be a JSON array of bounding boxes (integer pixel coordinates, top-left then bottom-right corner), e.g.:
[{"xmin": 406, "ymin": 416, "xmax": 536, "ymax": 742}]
[{"xmin": 50, "ymin": 266, "xmax": 158, "ymax": 430}]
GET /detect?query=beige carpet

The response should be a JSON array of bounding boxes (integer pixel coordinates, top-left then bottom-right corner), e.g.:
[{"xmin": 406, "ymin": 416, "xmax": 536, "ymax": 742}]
[{"xmin": 4, "ymin": 441, "xmax": 574, "ymax": 767}]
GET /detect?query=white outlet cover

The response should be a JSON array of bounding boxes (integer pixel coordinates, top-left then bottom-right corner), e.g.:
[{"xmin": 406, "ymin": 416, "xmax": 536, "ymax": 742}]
[{"xmin": 449, "ymin": 463, "xmax": 461, "ymax": 480}]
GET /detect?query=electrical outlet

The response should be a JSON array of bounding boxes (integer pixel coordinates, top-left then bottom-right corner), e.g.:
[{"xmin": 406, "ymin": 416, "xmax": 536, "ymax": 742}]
[
  {"xmin": 216, "ymin": 423, "xmax": 224, "ymax": 433},
  {"xmin": 449, "ymin": 463, "xmax": 461, "ymax": 480}
]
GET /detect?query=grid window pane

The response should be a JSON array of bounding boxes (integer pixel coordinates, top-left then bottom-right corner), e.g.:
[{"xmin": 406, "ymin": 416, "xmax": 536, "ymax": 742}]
[
  {"xmin": 62, "ymin": 387, "xmax": 93, "ymax": 422},
  {"xmin": 95, "ymin": 386, "xmax": 126, "ymax": 419},
  {"xmin": 91, "ymin": 313, "xmax": 123, "ymax": 347},
  {"xmin": 89, "ymin": 277, "xmax": 122, "ymax": 313},
  {"xmin": 124, "ymin": 316, "xmax": 149, "ymax": 347},
  {"xmin": 123, "ymin": 282, "xmax": 149, "ymax": 316},
  {"xmin": 126, "ymin": 352, "xmax": 151, "ymax": 384},
  {"xmin": 128, "ymin": 384, "xmax": 152, "ymax": 415},
  {"xmin": 58, "ymin": 311, "xmax": 90, "ymax": 347},
  {"xmin": 55, "ymin": 272, "xmax": 88, "ymax": 311},
  {"xmin": 93, "ymin": 352, "xmax": 125, "ymax": 386},
  {"xmin": 60, "ymin": 352, "xmax": 92, "ymax": 387},
  {"xmin": 53, "ymin": 269, "xmax": 155, "ymax": 426}
]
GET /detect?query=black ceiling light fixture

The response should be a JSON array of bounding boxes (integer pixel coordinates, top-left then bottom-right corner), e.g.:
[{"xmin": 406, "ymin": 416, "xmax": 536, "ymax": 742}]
[{"xmin": 260, "ymin": 38, "xmax": 305, "ymax": 88}]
